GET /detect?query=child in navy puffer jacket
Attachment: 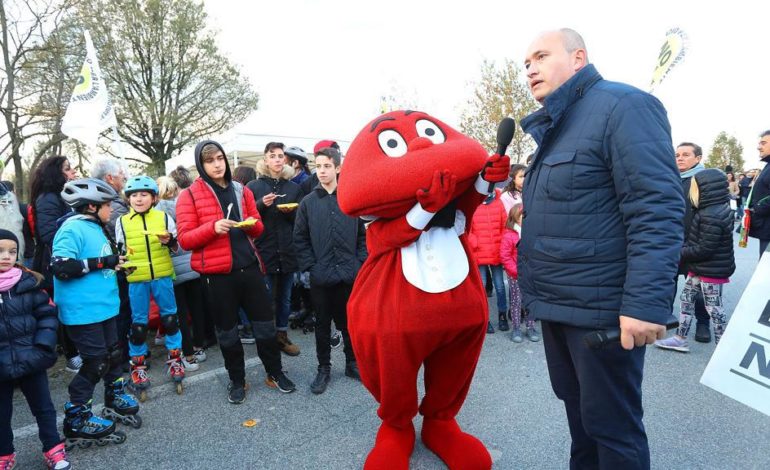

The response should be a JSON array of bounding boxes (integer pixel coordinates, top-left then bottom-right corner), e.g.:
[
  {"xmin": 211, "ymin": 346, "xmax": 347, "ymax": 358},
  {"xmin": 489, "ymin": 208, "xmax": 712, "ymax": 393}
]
[{"xmin": 0, "ymin": 229, "xmax": 70, "ymax": 470}]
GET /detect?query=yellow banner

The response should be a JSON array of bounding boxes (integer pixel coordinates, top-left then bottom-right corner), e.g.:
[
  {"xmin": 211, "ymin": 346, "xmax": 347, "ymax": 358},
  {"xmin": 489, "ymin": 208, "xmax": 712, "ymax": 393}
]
[{"xmin": 650, "ymin": 28, "xmax": 688, "ymax": 92}]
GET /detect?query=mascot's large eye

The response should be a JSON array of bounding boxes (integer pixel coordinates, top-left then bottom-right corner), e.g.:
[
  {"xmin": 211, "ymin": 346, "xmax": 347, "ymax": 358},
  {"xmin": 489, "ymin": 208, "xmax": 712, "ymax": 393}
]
[
  {"xmin": 378, "ymin": 129, "xmax": 408, "ymax": 158},
  {"xmin": 415, "ymin": 119, "xmax": 445, "ymax": 144}
]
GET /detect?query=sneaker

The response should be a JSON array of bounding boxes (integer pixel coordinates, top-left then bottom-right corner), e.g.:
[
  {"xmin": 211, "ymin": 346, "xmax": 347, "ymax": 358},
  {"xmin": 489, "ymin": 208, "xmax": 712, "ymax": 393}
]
[
  {"xmin": 227, "ymin": 381, "xmax": 247, "ymax": 404},
  {"xmin": 526, "ymin": 327, "xmax": 540, "ymax": 342},
  {"xmin": 43, "ymin": 442, "xmax": 70, "ymax": 470},
  {"xmin": 345, "ymin": 361, "xmax": 361, "ymax": 381},
  {"xmin": 695, "ymin": 323, "xmax": 712, "ymax": 343},
  {"xmin": 193, "ymin": 348, "xmax": 207, "ymax": 362},
  {"xmin": 310, "ymin": 365, "xmax": 331, "ymax": 394},
  {"xmin": 498, "ymin": 312, "xmax": 510, "ymax": 332},
  {"xmin": 654, "ymin": 335, "xmax": 690, "ymax": 352},
  {"xmin": 182, "ymin": 355, "xmax": 200, "ymax": 372},
  {"xmin": 330, "ymin": 330, "xmax": 343, "ymax": 349},
  {"xmin": 154, "ymin": 333, "xmax": 165, "ymax": 346},
  {"xmin": 65, "ymin": 355, "xmax": 82, "ymax": 373},
  {"xmin": 511, "ymin": 329, "xmax": 523, "ymax": 343},
  {"xmin": 239, "ymin": 326, "xmax": 255, "ymax": 344},
  {"xmin": 266, "ymin": 371, "xmax": 296, "ymax": 393},
  {"xmin": 276, "ymin": 331, "xmax": 300, "ymax": 356},
  {"xmin": 0, "ymin": 453, "xmax": 16, "ymax": 470},
  {"xmin": 486, "ymin": 322, "xmax": 494, "ymax": 334}
]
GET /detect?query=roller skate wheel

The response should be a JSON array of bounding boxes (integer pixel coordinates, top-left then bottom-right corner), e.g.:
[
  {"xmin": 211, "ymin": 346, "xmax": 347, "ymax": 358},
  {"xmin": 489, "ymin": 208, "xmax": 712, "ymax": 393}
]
[
  {"xmin": 176, "ymin": 383, "xmax": 183, "ymax": 395},
  {"xmin": 78, "ymin": 440, "xmax": 92, "ymax": 449},
  {"xmin": 114, "ymin": 430, "xmax": 127, "ymax": 444},
  {"xmin": 131, "ymin": 415, "xmax": 143, "ymax": 429}
]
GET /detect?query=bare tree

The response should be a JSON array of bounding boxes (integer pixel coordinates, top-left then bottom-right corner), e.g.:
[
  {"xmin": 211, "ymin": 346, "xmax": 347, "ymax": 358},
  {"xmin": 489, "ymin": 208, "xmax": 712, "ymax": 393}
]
[
  {"xmin": 459, "ymin": 59, "xmax": 539, "ymax": 163},
  {"xmin": 80, "ymin": 0, "xmax": 259, "ymax": 175}
]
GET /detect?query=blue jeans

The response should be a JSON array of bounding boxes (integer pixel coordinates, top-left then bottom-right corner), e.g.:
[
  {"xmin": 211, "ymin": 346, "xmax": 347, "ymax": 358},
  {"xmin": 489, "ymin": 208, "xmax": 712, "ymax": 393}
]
[
  {"xmin": 128, "ymin": 277, "xmax": 180, "ymax": 356},
  {"xmin": 479, "ymin": 265, "xmax": 507, "ymax": 315},
  {"xmin": 266, "ymin": 273, "xmax": 294, "ymax": 331},
  {"xmin": 1, "ymin": 371, "xmax": 62, "ymax": 454}
]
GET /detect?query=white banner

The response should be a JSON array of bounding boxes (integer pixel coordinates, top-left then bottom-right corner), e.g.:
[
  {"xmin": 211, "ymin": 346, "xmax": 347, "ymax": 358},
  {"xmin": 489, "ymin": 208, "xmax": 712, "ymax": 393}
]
[
  {"xmin": 61, "ymin": 30, "xmax": 117, "ymax": 149},
  {"xmin": 700, "ymin": 253, "xmax": 770, "ymax": 417}
]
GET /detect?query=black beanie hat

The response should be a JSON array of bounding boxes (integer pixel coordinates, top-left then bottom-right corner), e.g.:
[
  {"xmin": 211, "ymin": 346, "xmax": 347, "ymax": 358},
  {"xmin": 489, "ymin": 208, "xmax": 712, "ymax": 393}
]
[{"xmin": 0, "ymin": 229, "xmax": 18, "ymax": 247}]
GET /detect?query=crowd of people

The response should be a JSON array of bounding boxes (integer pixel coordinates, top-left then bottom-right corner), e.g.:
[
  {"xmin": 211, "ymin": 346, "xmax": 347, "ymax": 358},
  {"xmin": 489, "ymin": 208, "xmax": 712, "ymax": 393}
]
[{"xmin": 0, "ymin": 26, "xmax": 768, "ymax": 470}]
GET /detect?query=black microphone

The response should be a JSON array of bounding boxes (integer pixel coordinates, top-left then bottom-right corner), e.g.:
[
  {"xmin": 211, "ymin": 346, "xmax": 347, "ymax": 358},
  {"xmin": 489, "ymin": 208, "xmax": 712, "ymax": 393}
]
[
  {"xmin": 583, "ymin": 315, "xmax": 680, "ymax": 350},
  {"xmin": 486, "ymin": 118, "xmax": 516, "ymax": 194}
]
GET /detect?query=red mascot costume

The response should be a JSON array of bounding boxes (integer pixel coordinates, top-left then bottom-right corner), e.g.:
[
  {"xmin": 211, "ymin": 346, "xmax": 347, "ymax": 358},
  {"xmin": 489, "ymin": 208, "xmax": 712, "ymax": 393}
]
[{"xmin": 338, "ymin": 110, "xmax": 509, "ymax": 469}]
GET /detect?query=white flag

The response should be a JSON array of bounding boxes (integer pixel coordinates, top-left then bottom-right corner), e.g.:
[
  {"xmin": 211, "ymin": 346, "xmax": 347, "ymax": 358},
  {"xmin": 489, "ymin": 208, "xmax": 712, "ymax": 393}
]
[{"xmin": 61, "ymin": 30, "xmax": 117, "ymax": 148}]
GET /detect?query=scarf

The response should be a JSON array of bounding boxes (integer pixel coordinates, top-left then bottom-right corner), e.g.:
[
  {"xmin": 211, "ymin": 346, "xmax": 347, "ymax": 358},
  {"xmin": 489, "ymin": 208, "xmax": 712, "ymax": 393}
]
[
  {"xmin": 0, "ymin": 267, "xmax": 22, "ymax": 292},
  {"xmin": 680, "ymin": 163, "xmax": 705, "ymax": 180}
]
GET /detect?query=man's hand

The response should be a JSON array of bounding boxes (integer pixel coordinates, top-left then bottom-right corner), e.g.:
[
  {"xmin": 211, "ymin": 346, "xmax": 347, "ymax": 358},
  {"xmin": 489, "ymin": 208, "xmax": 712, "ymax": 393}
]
[
  {"xmin": 416, "ymin": 169, "xmax": 457, "ymax": 212},
  {"xmin": 619, "ymin": 315, "xmax": 665, "ymax": 350},
  {"xmin": 262, "ymin": 193, "xmax": 278, "ymax": 207},
  {"xmin": 481, "ymin": 154, "xmax": 511, "ymax": 183},
  {"xmin": 214, "ymin": 218, "xmax": 238, "ymax": 235}
]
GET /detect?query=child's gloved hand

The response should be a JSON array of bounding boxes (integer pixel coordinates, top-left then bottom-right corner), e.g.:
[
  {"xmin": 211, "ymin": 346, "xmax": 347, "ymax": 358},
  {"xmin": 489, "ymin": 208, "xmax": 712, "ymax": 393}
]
[{"xmin": 87, "ymin": 254, "xmax": 121, "ymax": 271}]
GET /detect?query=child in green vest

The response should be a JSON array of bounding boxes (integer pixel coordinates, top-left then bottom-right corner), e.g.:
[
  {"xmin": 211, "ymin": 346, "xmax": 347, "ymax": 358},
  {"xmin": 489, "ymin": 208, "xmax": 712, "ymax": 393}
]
[{"xmin": 115, "ymin": 176, "xmax": 184, "ymax": 400}]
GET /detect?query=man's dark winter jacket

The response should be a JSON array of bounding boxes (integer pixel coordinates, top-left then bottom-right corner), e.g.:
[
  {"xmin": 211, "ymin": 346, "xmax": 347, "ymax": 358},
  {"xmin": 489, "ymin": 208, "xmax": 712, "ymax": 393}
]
[
  {"xmin": 681, "ymin": 169, "xmax": 736, "ymax": 279},
  {"xmin": 293, "ymin": 186, "xmax": 367, "ymax": 286},
  {"xmin": 246, "ymin": 176, "xmax": 303, "ymax": 273},
  {"xmin": 518, "ymin": 64, "xmax": 685, "ymax": 328},
  {"xmin": 748, "ymin": 155, "xmax": 770, "ymax": 240},
  {"xmin": 0, "ymin": 270, "xmax": 58, "ymax": 381}
]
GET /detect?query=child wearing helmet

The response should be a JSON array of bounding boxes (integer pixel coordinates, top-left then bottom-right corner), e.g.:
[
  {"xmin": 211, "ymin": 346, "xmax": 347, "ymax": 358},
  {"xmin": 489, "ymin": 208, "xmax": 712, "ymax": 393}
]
[
  {"xmin": 51, "ymin": 178, "xmax": 140, "ymax": 449},
  {"xmin": 114, "ymin": 175, "xmax": 185, "ymax": 399}
]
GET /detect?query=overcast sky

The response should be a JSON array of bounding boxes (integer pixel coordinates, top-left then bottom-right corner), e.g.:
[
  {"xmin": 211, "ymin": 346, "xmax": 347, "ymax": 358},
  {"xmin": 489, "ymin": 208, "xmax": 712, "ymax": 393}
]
[{"xmin": 203, "ymin": 0, "xmax": 770, "ymax": 168}]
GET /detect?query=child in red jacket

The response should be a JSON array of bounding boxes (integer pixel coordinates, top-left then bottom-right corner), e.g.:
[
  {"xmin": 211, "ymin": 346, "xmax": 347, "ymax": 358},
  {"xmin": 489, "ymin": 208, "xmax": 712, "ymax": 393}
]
[
  {"xmin": 500, "ymin": 203, "xmax": 538, "ymax": 343},
  {"xmin": 468, "ymin": 189, "xmax": 509, "ymax": 333}
]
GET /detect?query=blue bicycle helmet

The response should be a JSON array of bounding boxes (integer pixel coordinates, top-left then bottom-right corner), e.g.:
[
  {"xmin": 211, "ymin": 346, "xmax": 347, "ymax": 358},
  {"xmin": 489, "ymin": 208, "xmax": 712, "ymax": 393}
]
[{"xmin": 124, "ymin": 176, "xmax": 159, "ymax": 196}]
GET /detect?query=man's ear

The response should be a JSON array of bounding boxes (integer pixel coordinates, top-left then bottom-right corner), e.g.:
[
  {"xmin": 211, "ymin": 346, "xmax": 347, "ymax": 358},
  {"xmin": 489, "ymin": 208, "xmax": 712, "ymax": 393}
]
[{"xmin": 573, "ymin": 49, "xmax": 587, "ymax": 71}]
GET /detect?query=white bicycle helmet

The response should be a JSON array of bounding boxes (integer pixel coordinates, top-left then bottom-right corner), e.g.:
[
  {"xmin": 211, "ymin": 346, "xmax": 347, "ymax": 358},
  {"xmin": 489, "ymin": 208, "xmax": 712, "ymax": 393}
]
[{"xmin": 61, "ymin": 178, "xmax": 119, "ymax": 209}]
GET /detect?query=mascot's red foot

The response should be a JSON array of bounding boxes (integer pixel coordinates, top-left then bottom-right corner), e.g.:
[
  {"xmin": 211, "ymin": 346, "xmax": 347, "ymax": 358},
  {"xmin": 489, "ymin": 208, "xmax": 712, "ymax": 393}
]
[
  {"xmin": 364, "ymin": 421, "xmax": 415, "ymax": 470},
  {"xmin": 421, "ymin": 418, "xmax": 492, "ymax": 470}
]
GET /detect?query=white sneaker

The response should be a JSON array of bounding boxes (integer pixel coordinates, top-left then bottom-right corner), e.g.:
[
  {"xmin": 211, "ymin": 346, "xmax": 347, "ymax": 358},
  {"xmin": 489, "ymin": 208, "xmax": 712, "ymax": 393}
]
[
  {"xmin": 182, "ymin": 355, "xmax": 200, "ymax": 371},
  {"xmin": 193, "ymin": 348, "xmax": 207, "ymax": 362},
  {"xmin": 65, "ymin": 355, "xmax": 83, "ymax": 373}
]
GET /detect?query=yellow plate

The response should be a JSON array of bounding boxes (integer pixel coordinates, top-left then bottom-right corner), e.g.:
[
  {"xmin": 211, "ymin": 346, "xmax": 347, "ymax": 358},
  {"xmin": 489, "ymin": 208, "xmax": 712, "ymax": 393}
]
[
  {"xmin": 234, "ymin": 219, "xmax": 258, "ymax": 228},
  {"xmin": 142, "ymin": 230, "xmax": 169, "ymax": 237},
  {"xmin": 276, "ymin": 203, "xmax": 299, "ymax": 209}
]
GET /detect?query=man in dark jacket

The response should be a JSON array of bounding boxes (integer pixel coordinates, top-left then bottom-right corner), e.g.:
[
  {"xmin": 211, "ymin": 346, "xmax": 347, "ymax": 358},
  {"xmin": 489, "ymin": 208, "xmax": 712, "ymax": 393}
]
[
  {"xmin": 519, "ymin": 29, "xmax": 684, "ymax": 469},
  {"xmin": 293, "ymin": 147, "xmax": 367, "ymax": 394},
  {"xmin": 748, "ymin": 130, "xmax": 770, "ymax": 257},
  {"xmin": 675, "ymin": 143, "xmax": 712, "ymax": 342},
  {"xmin": 246, "ymin": 142, "xmax": 304, "ymax": 356}
]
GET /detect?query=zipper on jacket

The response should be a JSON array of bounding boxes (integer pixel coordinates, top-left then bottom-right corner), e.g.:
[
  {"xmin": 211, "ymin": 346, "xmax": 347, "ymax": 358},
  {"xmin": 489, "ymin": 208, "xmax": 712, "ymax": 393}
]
[{"xmin": 141, "ymin": 214, "xmax": 156, "ymax": 279}]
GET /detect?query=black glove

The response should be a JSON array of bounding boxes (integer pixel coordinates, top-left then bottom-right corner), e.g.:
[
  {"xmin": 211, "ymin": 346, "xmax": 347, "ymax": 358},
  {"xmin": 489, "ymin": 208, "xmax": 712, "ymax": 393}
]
[{"xmin": 86, "ymin": 254, "xmax": 121, "ymax": 271}]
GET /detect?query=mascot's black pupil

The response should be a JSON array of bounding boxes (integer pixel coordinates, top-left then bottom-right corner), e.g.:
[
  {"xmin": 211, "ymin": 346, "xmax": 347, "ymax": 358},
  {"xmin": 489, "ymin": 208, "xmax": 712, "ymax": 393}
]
[
  {"xmin": 387, "ymin": 139, "xmax": 398, "ymax": 148},
  {"xmin": 425, "ymin": 128, "xmax": 435, "ymax": 136}
]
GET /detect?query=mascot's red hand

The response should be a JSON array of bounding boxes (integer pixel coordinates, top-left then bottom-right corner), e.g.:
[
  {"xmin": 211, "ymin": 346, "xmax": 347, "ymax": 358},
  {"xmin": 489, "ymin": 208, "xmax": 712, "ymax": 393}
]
[
  {"xmin": 416, "ymin": 169, "xmax": 458, "ymax": 213},
  {"xmin": 481, "ymin": 154, "xmax": 511, "ymax": 183}
]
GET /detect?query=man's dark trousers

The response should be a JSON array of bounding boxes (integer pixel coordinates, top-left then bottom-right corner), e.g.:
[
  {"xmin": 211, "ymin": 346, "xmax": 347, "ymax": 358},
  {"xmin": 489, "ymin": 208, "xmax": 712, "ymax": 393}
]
[{"xmin": 542, "ymin": 321, "xmax": 649, "ymax": 470}]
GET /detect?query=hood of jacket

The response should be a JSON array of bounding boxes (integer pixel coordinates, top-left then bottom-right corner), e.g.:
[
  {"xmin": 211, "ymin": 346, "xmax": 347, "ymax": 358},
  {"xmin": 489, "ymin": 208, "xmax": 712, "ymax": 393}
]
[
  {"xmin": 194, "ymin": 140, "xmax": 231, "ymax": 188},
  {"xmin": 256, "ymin": 159, "xmax": 295, "ymax": 180},
  {"xmin": 694, "ymin": 168, "xmax": 730, "ymax": 208}
]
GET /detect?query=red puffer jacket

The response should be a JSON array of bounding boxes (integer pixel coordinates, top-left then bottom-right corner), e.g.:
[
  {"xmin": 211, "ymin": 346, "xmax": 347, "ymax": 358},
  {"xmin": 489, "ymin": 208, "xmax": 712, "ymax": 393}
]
[
  {"xmin": 176, "ymin": 178, "xmax": 263, "ymax": 274},
  {"xmin": 468, "ymin": 191, "xmax": 507, "ymax": 265},
  {"xmin": 499, "ymin": 228, "xmax": 520, "ymax": 279}
]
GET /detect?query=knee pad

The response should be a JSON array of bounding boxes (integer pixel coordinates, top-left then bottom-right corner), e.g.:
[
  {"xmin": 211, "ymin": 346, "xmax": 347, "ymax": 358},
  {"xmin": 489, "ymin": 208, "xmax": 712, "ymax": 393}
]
[
  {"xmin": 130, "ymin": 323, "xmax": 148, "ymax": 346},
  {"xmin": 107, "ymin": 343, "xmax": 123, "ymax": 366},
  {"xmin": 251, "ymin": 321, "xmax": 276, "ymax": 341},
  {"xmin": 161, "ymin": 314, "xmax": 179, "ymax": 336},
  {"xmin": 79, "ymin": 356, "xmax": 108, "ymax": 384},
  {"xmin": 216, "ymin": 326, "xmax": 240, "ymax": 348}
]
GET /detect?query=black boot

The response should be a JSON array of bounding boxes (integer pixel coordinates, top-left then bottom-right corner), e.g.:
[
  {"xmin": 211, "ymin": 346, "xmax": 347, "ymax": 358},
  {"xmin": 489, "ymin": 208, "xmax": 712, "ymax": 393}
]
[
  {"xmin": 345, "ymin": 361, "xmax": 361, "ymax": 381},
  {"xmin": 498, "ymin": 311, "xmax": 510, "ymax": 332},
  {"xmin": 310, "ymin": 365, "xmax": 331, "ymax": 394}
]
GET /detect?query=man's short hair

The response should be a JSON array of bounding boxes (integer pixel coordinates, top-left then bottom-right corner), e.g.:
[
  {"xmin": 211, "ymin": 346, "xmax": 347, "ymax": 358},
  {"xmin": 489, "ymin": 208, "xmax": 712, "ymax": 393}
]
[
  {"xmin": 91, "ymin": 157, "xmax": 125, "ymax": 181},
  {"xmin": 559, "ymin": 28, "xmax": 586, "ymax": 53},
  {"xmin": 264, "ymin": 142, "xmax": 284, "ymax": 154},
  {"xmin": 677, "ymin": 142, "xmax": 702, "ymax": 157},
  {"xmin": 761, "ymin": 130, "xmax": 770, "ymax": 138},
  {"xmin": 315, "ymin": 147, "xmax": 342, "ymax": 167}
]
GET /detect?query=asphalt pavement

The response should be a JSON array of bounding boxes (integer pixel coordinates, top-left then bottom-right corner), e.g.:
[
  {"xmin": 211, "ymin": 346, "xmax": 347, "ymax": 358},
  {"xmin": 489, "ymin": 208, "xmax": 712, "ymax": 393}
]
[{"xmin": 8, "ymin": 234, "xmax": 770, "ymax": 469}]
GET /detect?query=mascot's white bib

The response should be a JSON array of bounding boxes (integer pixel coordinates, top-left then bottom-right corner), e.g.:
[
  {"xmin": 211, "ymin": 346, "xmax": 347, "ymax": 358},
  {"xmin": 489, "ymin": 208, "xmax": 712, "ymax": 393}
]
[{"xmin": 400, "ymin": 211, "xmax": 468, "ymax": 293}]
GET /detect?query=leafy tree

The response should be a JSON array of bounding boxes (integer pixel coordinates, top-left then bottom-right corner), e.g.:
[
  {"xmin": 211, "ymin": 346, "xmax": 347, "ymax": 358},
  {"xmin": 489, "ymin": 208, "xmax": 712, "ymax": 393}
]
[
  {"xmin": 459, "ymin": 59, "xmax": 539, "ymax": 163},
  {"xmin": 705, "ymin": 131, "xmax": 745, "ymax": 172},
  {"xmin": 79, "ymin": 0, "xmax": 259, "ymax": 175}
]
